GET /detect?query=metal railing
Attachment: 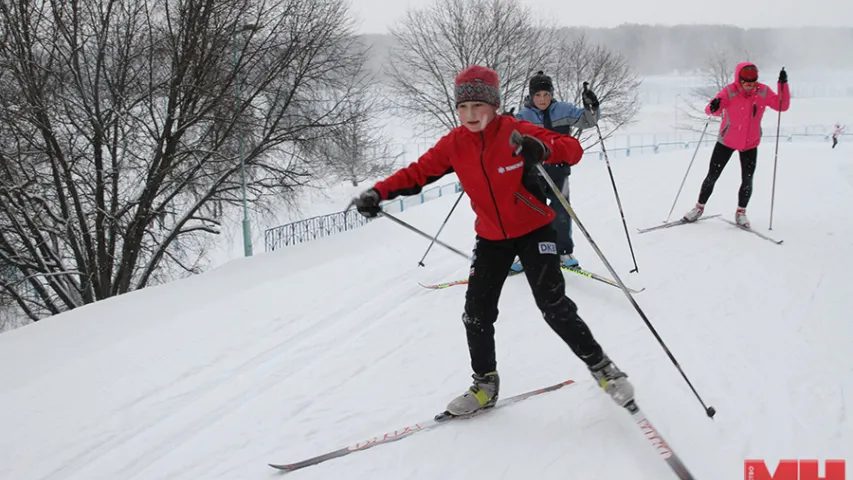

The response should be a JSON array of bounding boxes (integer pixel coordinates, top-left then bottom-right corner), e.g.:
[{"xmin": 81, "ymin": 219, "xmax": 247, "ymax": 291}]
[
  {"xmin": 585, "ymin": 124, "xmax": 849, "ymax": 159},
  {"xmin": 264, "ymin": 181, "xmax": 463, "ymax": 252},
  {"xmin": 264, "ymin": 208, "xmax": 373, "ymax": 251}
]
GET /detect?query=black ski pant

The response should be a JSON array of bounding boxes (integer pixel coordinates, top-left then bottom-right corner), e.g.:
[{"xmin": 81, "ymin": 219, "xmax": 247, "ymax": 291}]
[
  {"xmin": 462, "ymin": 224, "xmax": 604, "ymax": 376},
  {"xmin": 697, "ymin": 142, "xmax": 758, "ymax": 209},
  {"xmin": 832, "ymin": 137, "xmax": 838, "ymax": 149}
]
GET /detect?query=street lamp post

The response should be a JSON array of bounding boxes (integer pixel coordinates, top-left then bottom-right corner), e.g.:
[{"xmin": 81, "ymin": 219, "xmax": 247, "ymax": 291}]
[{"xmin": 234, "ymin": 23, "xmax": 256, "ymax": 257}]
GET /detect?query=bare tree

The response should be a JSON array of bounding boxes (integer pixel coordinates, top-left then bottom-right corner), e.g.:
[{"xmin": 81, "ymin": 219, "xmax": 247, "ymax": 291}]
[
  {"xmin": 312, "ymin": 91, "xmax": 404, "ymax": 186},
  {"xmin": 385, "ymin": 0, "xmax": 554, "ymax": 135},
  {"xmin": 544, "ymin": 34, "xmax": 642, "ymax": 145},
  {"xmin": 681, "ymin": 45, "xmax": 763, "ymax": 129},
  {"xmin": 0, "ymin": 0, "xmax": 370, "ymax": 324},
  {"xmin": 693, "ymin": 50, "xmax": 740, "ymax": 103}
]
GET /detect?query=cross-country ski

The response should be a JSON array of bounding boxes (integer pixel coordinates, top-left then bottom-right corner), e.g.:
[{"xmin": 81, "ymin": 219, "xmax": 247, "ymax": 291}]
[
  {"xmin": 269, "ymin": 379, "xmax": 576, "ymax": 473},
  {"xmin": 716, "ymin": 217, "xmax": 784, "ymax": 244},
  {"xmin": 269, "ymin": 380, "xmax": 696, "ymax": 479},
  {"xmin": 637, "ymin": 214, "xmax": 721, "ymax": 234},
  {"xmin": 420, "ymin": 265, "xmax": 645, "ymax": 293}
]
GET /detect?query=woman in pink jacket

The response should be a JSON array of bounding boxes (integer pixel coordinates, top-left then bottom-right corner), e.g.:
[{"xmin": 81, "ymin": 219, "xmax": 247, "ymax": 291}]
[{"xmin": 683, "ymin": 62, "xmax": 790, "ymax": 228}]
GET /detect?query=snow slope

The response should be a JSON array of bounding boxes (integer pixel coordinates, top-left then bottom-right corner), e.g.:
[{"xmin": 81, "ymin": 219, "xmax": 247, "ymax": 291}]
[{"xmin": 1, "ymin": 141, "xmax": 851, "ymax": 479}]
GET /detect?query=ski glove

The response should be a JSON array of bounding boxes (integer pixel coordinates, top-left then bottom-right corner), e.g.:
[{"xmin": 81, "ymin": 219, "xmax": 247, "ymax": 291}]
[
  {"xmin": 709, "ymin": 97, "xmax": 721, "ymax": 113},
  {"xmin": 778, "ymin": 69, "xmax": 787, "ymax": 84},
  {"xmin": 511, "ymin": 132, "xmax": 550, "ymax": 165},
  {"xmin": 501, "ymin": 107, "xmax": 516, "ymax": 116},
  {"xmin": 582, "ymin": 89, "xmax": 600, "ymax": 110},
  {"xmin": 352, "ymin": 188, "xmax": 382, "ymax": 218}
]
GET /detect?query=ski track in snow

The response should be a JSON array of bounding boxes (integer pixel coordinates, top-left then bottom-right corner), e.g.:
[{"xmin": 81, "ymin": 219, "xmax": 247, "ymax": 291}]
[{"xmin": 1, "ymin": 139, "xmax": 852, "ymax": 479}]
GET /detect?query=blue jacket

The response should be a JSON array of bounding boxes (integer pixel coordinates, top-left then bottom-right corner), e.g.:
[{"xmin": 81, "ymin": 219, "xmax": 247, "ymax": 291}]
[
  {"xmin": 515, "ymin": 100, "xmax": 599, "ymax": 136},
  {"xmin": 516, "ymin": 100, "xmax": 599, "ymax": 171}
]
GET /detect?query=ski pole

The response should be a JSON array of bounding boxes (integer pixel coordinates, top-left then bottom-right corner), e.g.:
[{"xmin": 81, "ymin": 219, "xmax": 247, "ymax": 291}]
[
  {"xmin": 379, "ymin": 211, "xmax": 472, "ymax": 261},
  {"xmin": 664, "ymin": 117, "xmax": 711, "ymax": 223},
  {"xmin": 418, "ymin": 190, "xmax": 465, "ymax": 266},
  {"xmin": 769, "ymin": 67, "xmax": 785, "ymax": 230},
  {"xmin": 510, "ymin": 130, "xmax": 716, "ymax": 419},
  {"xmin": 583, "ymin": 82, "xmax": 640, "ymax": 274}
]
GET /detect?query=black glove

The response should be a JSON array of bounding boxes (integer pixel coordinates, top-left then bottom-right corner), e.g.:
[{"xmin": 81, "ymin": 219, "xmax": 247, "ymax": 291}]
[
  {"xmin": 582, "ymin": 89, "xmax": 599, "ymax": 110},
  {"xmin": 510, "ymin": 132, "xmax": 550, "ymax": 165},
  {"xmin": 709, "ymin": 97, "xmax": 721, "ymax": 113},
  {"xmin": 778, "ymin": 68, "xmax": 787, "ymax": 84},
  {"xmin": 351, "ymin": 188, "xmax": 381, "ymax": 218},
  {"xmin": 501, "ymin": 107, "xmax": 516, "ymax": 117}
]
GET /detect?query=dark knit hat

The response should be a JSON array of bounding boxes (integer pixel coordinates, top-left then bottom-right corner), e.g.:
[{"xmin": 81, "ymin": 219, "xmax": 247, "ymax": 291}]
[
  {"xmin": 529, "ymin": 70, "xmax": 553, "ymax": 97},
  {"xmin": 455, "ymin": 65, "xmax": 501, "ymax": 108}
]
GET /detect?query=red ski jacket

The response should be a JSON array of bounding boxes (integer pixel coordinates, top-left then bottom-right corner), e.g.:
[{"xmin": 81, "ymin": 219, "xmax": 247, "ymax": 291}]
[{"xmin": 373, "ymin": 114, "xmax": 584, "ymax": 241}]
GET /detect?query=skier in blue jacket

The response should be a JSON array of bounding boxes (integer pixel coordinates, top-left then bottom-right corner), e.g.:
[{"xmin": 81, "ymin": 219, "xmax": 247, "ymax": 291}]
[{"xmin": 513, "ymin": 71, "xmax": 600, "ymax": 270}]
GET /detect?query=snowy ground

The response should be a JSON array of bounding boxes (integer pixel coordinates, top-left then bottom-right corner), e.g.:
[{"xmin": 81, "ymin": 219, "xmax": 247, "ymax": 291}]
[{"xmin": 1, "ymin": 137, "xmax": 851, "ymax": 479}]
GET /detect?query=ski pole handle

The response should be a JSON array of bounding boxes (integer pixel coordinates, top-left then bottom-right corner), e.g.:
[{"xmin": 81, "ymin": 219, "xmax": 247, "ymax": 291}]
[
  {"xmin": 581, "ymin": 81, "xmax": 596, "ymax": 110},
  {"xmin": 509, "ymin": 130, "xmax": 523, "ymax": 155}
]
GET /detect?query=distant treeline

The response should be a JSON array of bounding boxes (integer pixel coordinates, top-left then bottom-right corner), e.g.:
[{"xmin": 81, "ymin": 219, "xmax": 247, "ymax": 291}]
[{"xmin": 361, "ymin": 25, "xmax": 853, "ymax": 75}]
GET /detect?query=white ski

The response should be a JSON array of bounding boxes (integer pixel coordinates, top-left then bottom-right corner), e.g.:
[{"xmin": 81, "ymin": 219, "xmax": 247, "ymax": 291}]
[
  {"xmin": 637, "ymin": 214, "xmax": 721, "ymax": 234},
  {"xmin": 625, "ymin": 400, "xmax": 696, "ymax": 479},
  {"xmin": 716, "ymin": 218, "xmax": 783, "ymax": 245}
]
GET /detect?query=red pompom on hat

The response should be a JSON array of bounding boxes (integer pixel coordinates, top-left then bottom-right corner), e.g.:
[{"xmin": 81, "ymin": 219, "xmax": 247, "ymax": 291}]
[{"xmin": 455, "ymin": 65, "xmax": 501, "ymax": 108}]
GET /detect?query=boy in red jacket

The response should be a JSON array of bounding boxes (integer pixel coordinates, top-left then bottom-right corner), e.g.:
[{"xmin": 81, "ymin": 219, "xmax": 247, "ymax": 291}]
[{"xmin": 352, "ymin": 65, "xmax": 633, "ymax": 416}]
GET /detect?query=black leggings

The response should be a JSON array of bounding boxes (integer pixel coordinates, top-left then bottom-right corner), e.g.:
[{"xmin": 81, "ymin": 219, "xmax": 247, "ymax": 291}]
[
  {"xmin": 698, "ymin": 142, "xmax": 757, "ymax": 209},
  {"xmin": 462, "ymin": 225, "xmax": 604, "ymax": 376}
]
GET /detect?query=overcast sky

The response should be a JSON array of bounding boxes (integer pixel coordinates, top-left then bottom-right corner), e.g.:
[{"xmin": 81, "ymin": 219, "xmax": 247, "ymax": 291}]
[{"xmin": 350, "ymin": 0, "xmax": 853, "ymax": 34}]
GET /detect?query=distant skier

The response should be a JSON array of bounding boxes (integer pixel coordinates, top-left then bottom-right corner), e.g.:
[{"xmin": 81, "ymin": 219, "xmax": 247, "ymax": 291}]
[
  {"xmin": 832, "ymin": 123, "xmax": 845, "ymax": 149},
  {"xmin": 682, "ymin": 63, "xmax": 790, "ymax": 228},
  {"xmin": 512, "ymin": 70, "xmax": 600, "ymax": 271},
  {"xmin": 351, "ymin": 65, "xmax": 633, "ymax": 416}
]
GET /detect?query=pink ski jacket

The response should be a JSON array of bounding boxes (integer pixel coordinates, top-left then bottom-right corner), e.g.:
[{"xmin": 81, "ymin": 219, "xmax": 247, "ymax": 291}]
[{"xmin": 706, "ymin": 62, "xmax": 790, "ymax": 152}]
